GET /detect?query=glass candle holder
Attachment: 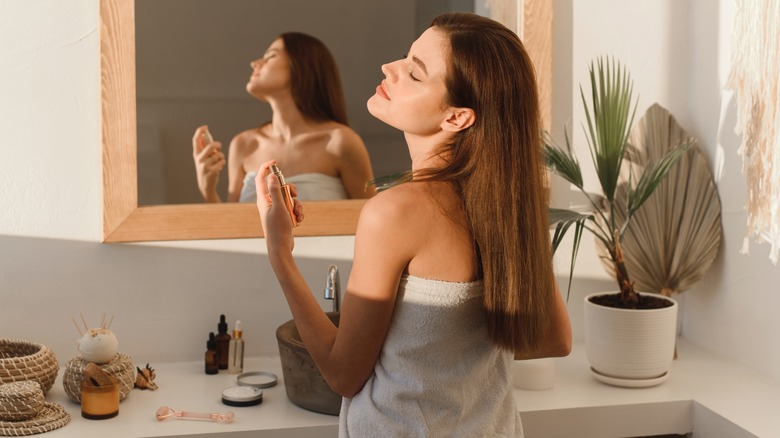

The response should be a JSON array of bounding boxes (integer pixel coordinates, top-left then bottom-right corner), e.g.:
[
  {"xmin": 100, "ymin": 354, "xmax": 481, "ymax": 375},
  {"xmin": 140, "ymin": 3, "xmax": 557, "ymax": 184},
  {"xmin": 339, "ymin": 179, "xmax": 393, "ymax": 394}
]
[{"xmin": 81, "ymin": 380, "xmax": 119, "ymax": 420}]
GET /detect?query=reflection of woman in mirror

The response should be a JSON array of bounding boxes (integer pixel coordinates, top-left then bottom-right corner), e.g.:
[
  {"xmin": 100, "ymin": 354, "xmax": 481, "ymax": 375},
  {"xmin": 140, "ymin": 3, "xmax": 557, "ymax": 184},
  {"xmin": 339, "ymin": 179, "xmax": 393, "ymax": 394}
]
[
  {"xmin": 192, "ymin": 32, "xmax": 375, "ymax": 202},
  {"xmin": 257, "ymin": 13, "xmax": 571, "ymax": 436}
]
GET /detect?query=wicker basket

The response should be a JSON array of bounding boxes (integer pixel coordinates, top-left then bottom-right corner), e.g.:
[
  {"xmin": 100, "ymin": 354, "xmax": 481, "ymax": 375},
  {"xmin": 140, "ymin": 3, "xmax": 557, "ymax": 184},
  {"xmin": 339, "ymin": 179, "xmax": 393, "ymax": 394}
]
[
  {"xmin": 0, "ymin": 339, "xmax": 59, "ymax": 395},
  {"xmin": 62, "ymin": 353, "xmax": 135, "ymax": 403}
]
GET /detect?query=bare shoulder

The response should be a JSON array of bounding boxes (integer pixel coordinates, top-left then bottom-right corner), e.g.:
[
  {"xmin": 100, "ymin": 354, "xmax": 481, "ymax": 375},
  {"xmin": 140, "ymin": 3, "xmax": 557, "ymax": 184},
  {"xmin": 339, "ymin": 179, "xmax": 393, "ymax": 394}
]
[
  {"xmin": 323, "ymin": 123, "xmax": 367, "ymax": 155},
  {"xmin": 352, "ymin": 184, "xmax": 428, "ymax": 267},
  {"xmin": 230, "ymin": 125, "xmax": 267, "ymax": 157},
  {"xmin": 357, "ymin": 184, "xmax": 422, "ymax": 231}
]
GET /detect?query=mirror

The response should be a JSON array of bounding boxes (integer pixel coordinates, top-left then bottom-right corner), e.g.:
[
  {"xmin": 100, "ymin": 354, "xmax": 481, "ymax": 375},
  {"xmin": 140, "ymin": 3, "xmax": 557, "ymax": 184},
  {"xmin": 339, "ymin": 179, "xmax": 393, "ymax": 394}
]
[
  {"xmin": 134, "ymin": 0, "xmax": 437, "ymax": 205},
  {"xmin": 102, "ymin": 0, "xmax": 551, "ymax": 242}
]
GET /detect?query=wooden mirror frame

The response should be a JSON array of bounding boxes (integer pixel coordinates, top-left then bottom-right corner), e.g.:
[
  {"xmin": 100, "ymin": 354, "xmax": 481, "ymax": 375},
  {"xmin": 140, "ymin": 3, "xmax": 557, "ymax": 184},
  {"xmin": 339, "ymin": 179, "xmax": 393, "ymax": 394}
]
[{"xmin": 101, "ymin": 0, "xmax": 551, "ymax": 243}]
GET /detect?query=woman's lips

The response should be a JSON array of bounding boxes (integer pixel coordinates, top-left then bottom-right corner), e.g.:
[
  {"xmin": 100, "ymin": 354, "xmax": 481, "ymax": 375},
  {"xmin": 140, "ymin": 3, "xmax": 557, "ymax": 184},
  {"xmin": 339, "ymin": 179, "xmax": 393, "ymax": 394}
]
[{"xmin": 376, "ymin": 81, "xmax": 390, "ymax": 100}]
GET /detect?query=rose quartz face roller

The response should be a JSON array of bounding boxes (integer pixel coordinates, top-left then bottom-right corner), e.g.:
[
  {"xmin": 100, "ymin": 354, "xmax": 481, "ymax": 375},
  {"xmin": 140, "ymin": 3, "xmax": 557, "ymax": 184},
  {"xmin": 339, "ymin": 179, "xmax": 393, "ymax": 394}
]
[{"xmin": 155, "ymin": 406, "xmax": 235, "ymax": 423}]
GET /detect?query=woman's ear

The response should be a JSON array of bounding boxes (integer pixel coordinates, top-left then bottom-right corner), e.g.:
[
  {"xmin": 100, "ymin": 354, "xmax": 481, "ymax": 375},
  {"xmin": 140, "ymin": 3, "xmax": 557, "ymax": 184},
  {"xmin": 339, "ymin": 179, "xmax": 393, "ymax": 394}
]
[{"xmin": 441, "ymin": 107, "xmax": 476, "ymax": 133}]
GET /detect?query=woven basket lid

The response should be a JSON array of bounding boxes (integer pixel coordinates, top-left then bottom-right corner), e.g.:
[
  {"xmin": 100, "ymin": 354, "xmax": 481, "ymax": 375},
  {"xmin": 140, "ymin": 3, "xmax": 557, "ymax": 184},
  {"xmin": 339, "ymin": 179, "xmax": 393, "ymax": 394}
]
[
  {"xmin": 0, "ymin": 402, "xmax": 70, "ymax": 436},
  {"xmin": 0, "ymin": 381, "xmax": 45, "ymax": 422},
  {"xmin": 0, "ymin": 381, "xmax": 69, "ymax": 435}
]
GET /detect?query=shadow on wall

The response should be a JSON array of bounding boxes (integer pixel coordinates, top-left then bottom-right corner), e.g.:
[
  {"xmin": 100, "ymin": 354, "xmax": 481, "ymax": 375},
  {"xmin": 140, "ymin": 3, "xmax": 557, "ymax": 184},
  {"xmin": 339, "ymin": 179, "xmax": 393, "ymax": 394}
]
[{"xmin": 0, "ymin": 235, "xmax": 351, "ymax": 364}]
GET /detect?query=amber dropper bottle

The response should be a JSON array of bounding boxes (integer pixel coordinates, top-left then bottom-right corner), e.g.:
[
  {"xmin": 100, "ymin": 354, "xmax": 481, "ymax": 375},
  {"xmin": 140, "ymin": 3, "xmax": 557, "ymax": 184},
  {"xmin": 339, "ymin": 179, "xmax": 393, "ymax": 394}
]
[
  {"xmin": 269, "ymin": 164, "xmax": 299, "ymax": 227},
  {"xmin": 215, "ymin": 315, "xmax": 232, "ymax": 370},
  {"xmin": 205, "ymin": 332, "xmax": 218, "ymax": 375}
]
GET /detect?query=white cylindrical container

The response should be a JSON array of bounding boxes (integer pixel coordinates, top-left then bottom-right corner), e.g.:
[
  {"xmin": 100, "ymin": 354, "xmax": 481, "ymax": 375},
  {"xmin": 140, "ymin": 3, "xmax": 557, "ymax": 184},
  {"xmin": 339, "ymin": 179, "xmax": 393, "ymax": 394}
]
[{"xmin": 513, "ymin": 358, "xmax": 555, "ymax": 390}]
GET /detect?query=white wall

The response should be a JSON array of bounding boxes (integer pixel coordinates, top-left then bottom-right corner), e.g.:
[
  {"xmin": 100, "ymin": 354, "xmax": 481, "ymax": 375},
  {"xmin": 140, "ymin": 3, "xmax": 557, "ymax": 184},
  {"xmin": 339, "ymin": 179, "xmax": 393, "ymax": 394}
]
[
  {"xmin": 553, "ymin": 0, "xmax": 780, "ymax": 382},
  {"xmin": 2, "ymin": 0, "xmax": 780, "ymax": 384}
]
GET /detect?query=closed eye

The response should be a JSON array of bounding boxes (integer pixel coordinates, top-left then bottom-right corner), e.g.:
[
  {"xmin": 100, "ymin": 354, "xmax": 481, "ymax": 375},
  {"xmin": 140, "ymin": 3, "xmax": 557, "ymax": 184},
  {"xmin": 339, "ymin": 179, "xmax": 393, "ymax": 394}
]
[{"xmin": 402, "ymin": 54, "xmax": 421, "ymax": 82}]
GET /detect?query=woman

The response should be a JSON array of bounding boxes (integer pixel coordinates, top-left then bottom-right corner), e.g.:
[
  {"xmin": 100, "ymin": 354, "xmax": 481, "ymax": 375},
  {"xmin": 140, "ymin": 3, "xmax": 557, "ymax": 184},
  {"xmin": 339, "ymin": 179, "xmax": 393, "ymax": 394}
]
[
  {"xmin": 193, "ymin": 32, "xmax": 375, "ymax": 202},
  {"xmin": 257, "ymin": 13, "xmax": 571, "ymax": 437}
]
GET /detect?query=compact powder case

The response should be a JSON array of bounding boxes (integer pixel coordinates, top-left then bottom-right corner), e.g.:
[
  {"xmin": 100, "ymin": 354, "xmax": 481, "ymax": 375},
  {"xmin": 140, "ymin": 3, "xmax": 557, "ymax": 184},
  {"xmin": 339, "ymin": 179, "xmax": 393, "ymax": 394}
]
[
  {"xmin": 237, "ymin": 371, "xmax": 278, "ymax": 389},
  {"xmin": 221, "ymin": 386, "xmax": 263, "ymax": 407}
]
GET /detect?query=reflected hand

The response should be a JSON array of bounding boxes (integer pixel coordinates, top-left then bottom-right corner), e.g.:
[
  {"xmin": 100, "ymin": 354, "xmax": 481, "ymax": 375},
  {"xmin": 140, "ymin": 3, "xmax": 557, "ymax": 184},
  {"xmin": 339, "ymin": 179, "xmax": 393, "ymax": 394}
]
[
  {"xmin": 255, "ymin": 160, "xmax": 303, "ymax": 253},
  {"xmin": 192, "ymin": 125, "xmax": 225, "ymax": 202}
]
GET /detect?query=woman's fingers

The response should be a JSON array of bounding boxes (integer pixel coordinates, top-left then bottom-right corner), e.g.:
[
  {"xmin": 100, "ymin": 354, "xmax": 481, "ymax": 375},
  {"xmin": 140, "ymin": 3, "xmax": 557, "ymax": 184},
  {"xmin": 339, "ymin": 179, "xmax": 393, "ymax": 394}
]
[
  {"xmin": 255, "ymin": 160, "xmax": 277, "ymax": 208},
  {"xmin": 293, "ymin": 198, "xmax": 304, "ymax": 224},
  {"xmin": 192, "ymin": 125, "xmax": 208, "ymax": 153},
  {"xmin": 196, "ymin": 142, "xmax": 223, "ymax": 162}
]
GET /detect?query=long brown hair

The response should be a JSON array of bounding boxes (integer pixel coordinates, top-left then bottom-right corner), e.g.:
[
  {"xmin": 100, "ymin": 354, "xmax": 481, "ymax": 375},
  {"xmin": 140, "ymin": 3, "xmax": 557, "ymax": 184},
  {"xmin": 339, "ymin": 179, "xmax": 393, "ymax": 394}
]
[
  {"xmin": 280, "ymin": 32, "xmax": 349, "ymax": 125},
  {"xmin": 421, "ymin": 13, "xmax": 554, "ymax": 352}
]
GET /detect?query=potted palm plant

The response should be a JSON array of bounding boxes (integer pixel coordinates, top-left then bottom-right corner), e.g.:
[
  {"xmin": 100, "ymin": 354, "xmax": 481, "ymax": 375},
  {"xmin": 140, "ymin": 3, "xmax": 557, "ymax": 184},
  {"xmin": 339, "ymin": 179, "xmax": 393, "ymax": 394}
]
[{"xmin": 546, "ymin": 57, "xmax": 692, "ymax": 387}]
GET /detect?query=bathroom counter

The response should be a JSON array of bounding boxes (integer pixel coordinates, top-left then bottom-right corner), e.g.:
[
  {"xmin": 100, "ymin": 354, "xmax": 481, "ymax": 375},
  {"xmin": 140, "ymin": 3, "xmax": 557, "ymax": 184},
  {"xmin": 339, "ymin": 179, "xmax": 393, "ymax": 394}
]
[
  {"xmin": 40, "ymin": 338, "xmax": 779, "ymax": 437},
  {"xmin": 44, "ymin": 356, "xmax": 339, "ymax": 438},
  {"xmin": 515, "ymin": 338, "xmax": 780, "ymax": 437}
]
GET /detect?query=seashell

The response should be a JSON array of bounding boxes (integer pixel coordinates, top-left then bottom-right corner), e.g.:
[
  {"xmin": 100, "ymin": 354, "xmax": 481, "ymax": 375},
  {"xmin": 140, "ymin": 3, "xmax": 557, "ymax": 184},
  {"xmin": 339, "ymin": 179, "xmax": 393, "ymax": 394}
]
[
  {"xmin": 134, "ymin": 364, "xmax": 158, "ymax": 390},
  {"xmin": 77, "ymin": 328, "xmax": 118, "ymax": 364}
]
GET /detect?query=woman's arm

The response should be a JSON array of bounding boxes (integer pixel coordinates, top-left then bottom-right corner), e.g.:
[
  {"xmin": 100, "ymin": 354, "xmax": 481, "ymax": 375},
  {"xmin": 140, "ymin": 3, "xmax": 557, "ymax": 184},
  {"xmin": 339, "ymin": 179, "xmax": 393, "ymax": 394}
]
[
  {"xmin": 514, "ymin": 281, "xmax": 572, "ymax": 360},
  {"xmin": 225, "ymin": 134, "xmax": 251, "ymax": 203},
  {"xmin": 257, "ymin": 163, "xmax": 414, "ymax": 396},
  {"xmin": 330, "ymin": 127, "xmax": 376, "ymax": 199}
]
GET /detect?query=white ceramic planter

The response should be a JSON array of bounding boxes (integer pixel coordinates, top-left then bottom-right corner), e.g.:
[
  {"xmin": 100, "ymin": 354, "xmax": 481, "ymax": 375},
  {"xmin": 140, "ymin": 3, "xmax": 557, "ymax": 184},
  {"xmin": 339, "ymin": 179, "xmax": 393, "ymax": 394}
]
[{"xmin": 584, "ymin": 291, "xmax": 677, "ymax": 385}]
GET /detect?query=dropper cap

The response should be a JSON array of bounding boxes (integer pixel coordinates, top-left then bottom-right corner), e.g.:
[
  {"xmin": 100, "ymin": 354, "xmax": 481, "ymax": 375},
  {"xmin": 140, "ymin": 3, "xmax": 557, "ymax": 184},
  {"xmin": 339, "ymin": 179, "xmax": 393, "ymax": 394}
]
[
  {"xmin": 207, "ymin": 332, "xmax": 216, "ymax": 350},
  {"xmin": 233, "ymin": 320, "xmax": 243, "ymax": 339},
  {"xmin": 218, "ymin": 314, "xmax": 228, "ymax": 334}
]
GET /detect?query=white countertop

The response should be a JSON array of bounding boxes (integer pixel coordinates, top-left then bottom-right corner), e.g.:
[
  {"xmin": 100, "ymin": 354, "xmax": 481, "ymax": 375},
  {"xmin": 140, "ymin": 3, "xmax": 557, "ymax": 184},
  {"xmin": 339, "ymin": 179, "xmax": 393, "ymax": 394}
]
[
  {"xmin": 44, "ymin": 356, "xmax": 338, "ymax": 438},
  {"xmin": 40, "ymin": 338, "xmax": 780, "ymax": 438}
]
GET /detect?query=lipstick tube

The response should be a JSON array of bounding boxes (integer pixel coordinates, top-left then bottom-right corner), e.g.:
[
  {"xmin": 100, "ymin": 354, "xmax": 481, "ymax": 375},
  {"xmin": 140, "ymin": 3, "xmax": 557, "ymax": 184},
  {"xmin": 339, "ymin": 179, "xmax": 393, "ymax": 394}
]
[{"xmin": 269, "ymin": 164, "xmax": 299, "ymax": 227}]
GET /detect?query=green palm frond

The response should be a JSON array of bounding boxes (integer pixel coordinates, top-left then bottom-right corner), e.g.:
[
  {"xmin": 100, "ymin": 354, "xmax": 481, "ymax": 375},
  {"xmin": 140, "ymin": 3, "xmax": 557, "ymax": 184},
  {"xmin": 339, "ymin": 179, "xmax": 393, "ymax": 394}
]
[
  {"xmin": 549, "ymin": 208, "xmax": 591, "ymax": 301},
  {"xmin": 544, "ymin": 131, "xmax": 584, "ymax": 189},
  {"xmin": 365, "ymin": 172, "xmax": 411, "ymax": 192},
  {"xmin": 626, "ymin": 140, "xmax": 693, "ymax": 217},
  {"xmin": 581, "ymin": 57, "xmax": 638, "ymax": 204}
]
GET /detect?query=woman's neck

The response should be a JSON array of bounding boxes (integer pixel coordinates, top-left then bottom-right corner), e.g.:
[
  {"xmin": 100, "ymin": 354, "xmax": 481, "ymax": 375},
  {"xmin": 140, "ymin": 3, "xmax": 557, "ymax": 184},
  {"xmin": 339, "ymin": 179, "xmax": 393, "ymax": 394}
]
[
  {"xmin": 405, "ymin": 131, "xmax": 453, "ymax": 172},
  {"xmin": 266, "ymin": 96, "xmax": 313, "ymax": 141}
]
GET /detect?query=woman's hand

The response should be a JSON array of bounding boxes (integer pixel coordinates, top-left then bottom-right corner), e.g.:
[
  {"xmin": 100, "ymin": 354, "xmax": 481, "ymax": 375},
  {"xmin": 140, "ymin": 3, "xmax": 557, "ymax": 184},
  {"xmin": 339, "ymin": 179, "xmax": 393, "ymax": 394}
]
[
  {"xmin": 192, "ymin": 125, "xmax": 225, "ymax": 202},
  {"xmin": 255, "ymin": 160, "xmax": 304, "ymax": 254}
]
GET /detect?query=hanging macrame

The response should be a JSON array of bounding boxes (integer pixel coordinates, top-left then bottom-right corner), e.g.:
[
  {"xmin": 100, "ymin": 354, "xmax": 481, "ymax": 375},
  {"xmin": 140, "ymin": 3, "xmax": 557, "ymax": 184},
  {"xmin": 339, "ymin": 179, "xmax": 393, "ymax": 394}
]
[{"xmin": 726, "ymin": 0, "xmax": 780, "ymax": 264}]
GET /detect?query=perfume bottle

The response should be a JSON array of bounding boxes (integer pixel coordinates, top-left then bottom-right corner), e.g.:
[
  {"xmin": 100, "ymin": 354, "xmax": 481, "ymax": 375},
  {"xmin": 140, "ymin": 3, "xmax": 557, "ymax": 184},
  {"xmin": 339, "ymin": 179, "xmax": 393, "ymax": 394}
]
[
  {"xmin": 205, "ymin": 332, "xmax": 218, "ymax": 375},
  {"xmin": 202, "ymin": 127, "xmax": 214, "ymax": 146},
  {"xmin": 269, "ymin": 164, "xmax": 299, "ymax": 227},
  {"xmin": 228, "ymin": 320, "xmax": 244, "ymax": 374},
  {"xmin": 215, "ymin": 315, "xmax": 231, "ymax": 370}
]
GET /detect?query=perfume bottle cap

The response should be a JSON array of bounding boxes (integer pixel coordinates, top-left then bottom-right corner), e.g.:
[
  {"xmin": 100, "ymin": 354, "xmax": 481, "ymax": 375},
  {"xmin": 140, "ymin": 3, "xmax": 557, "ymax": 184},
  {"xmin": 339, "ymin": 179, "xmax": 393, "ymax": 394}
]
[
  {"xmin": 202, "ymin": 128, "xmax": 214, "ymax": 145},
  {"xmin": 269, "ymin": 164, "xmax": 286, "ymax": 185}
]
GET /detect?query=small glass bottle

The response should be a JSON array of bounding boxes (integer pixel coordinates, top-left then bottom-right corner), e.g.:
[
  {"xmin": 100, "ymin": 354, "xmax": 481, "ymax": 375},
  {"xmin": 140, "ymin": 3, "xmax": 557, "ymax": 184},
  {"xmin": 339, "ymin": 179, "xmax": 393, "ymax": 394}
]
[
  {"xmin": 228, "ymin": 320, "xmax": 244, "ymax": 374},
  {"xmin": 205, "ymin": 332, "xmax": 218, "ymax": 375},
  {"xmin": 215, "ymin": 314, "xmax": 232, "ymax": 370}
]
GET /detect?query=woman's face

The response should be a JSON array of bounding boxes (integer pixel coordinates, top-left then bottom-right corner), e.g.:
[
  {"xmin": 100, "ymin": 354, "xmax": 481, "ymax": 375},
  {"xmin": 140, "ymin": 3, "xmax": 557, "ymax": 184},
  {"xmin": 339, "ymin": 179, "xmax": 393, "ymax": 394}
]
[
  {"xmin": 246, "ymin": 38, "xmax": 292, "ymax": 99},
  {"xmin": 367, "ymin": 27, "xmax": 451, "ymax": 136}
]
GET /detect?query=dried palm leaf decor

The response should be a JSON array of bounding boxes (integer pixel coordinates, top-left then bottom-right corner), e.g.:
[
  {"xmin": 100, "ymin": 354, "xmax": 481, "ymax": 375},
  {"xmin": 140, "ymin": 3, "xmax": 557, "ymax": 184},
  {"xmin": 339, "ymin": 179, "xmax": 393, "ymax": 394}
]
[
  {"xmin": 726, "ymin": 0, "xmax": 780, "ymax": 264},
  {"xmin": 595, "ymin": 104, "xmax": 723, "ymax": 297}
]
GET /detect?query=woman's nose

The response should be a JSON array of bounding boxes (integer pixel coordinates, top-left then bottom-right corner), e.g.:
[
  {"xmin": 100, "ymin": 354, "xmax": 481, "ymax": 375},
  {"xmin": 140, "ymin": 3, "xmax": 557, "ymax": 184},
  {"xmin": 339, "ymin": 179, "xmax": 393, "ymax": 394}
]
[
  {"xmin": 250, "ymin": 59, "xmax": 262, "ymax": 69},
  {"xmin": 381, "ymin": 60, "xmax": 400, "ymax": 80}
]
